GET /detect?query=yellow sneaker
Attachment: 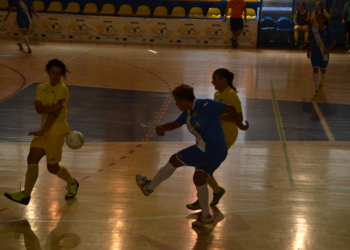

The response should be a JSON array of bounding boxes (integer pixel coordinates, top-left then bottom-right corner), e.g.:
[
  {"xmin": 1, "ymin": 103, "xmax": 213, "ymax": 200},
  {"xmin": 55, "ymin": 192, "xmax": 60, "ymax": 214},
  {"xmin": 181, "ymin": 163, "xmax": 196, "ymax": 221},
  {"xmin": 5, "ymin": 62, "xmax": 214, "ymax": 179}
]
[
  {"xmin": 4, "ymin": 191, "xmax": 31, "ymax": 205},
  {"xmin": 65, "ymin": 178, "xmax": 79, "ymax": 199}
]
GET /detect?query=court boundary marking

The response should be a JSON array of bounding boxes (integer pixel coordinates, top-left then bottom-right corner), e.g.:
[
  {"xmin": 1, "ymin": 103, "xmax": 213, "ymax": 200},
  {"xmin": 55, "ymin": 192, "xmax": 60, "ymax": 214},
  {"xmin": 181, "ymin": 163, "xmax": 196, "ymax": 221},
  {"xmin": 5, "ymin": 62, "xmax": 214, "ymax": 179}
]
[{"xmin": 270, "ymin": 79, "xmax": 350, "ymax": 192}]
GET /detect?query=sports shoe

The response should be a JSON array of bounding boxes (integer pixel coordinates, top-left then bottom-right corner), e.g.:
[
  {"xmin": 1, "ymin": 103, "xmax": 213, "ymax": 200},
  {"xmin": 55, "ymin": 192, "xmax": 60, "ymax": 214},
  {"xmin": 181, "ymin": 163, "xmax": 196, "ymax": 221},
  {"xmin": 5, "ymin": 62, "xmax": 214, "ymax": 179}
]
[
  {"xmin": 319, "ymin": 84, "xmax": 323, "ymax": 92},
  {"xmin": 186, "ymin": 200, "xmax": 201, "ymax": 210},
  {"xmin": 136, "ymin": 174, "xmax": 153, "ymax": 196},
  {"xmin": 294, "ymin": 41, "xmax": 298, "ymax": 46},
  {"xmin": 192, "ymin": 213, "xmax": 214, "ymax": 227},
  {"xmin": 313, "ymin": 89, "xmax": 320, "ymax": 97},
  {"xmin": 232, "ymin": 41, "xmax": 238, "ymax": 48},
  {"xmin": 4, "ymin": 191, "xmax": 31, "ymax": 205},
  {"xmin": 210, "ymin": 187, "xmax": 226, "ymax": 206},
  {"xmin": 17, "ymin": 42, "xmax": 23, "ymax": 51},
  {"xmin": 28, "ymin": 48, "xmax": 32, "ymax": 53},
  {"xmin": 65, "ymin": 178, "xmax": 79, "ymax": 199}
]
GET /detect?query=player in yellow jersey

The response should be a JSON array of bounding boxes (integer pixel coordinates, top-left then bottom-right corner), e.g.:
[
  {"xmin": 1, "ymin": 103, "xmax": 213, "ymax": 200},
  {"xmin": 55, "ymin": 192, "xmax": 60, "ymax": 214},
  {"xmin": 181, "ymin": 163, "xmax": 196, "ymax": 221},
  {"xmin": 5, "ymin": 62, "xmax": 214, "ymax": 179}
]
[
  {"xmin": 4, "ymin": 59, "xmax": 79, "ymax": 205},
  {"xmin": 186, "ymin": 68, "xmax": 242, "ymax": 210}
]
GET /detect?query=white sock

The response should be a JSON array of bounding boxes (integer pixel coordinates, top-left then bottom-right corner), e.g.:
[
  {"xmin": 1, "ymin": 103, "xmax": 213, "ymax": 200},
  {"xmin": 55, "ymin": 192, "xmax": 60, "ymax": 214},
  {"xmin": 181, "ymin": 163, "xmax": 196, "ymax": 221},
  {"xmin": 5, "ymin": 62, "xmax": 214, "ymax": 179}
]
[
  {"xmin": 23, "ymin": 35, "xmax": 30, "ymax": 49},
  {"xmin": 320, "ymin": 74, "xmax": 326, "ymax": 86},
  {"xmin": 196, "ymin": 184, "xmax": 210, "ymax": 218},
  {"xmin": 147, "ymin": 162, "xmax": 176, "ymax": 190},
  {"xmin": 313, "ymin": 73, "xmax": 319, "ymax": 90}
]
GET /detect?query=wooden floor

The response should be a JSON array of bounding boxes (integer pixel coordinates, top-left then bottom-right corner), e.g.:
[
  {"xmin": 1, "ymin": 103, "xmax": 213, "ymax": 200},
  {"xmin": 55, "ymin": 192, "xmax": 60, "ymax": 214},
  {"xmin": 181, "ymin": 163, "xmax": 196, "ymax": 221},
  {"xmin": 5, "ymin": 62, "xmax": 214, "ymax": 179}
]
[{"xmin": 1, "ymin": 38, "xmax": 350, "ymax": 250}]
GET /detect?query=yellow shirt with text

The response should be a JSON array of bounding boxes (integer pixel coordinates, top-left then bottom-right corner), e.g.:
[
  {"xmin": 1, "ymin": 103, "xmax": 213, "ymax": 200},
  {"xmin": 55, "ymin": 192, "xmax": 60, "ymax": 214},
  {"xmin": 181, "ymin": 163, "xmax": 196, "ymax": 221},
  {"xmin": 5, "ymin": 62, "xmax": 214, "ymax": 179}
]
[
  {"xmin": 35, "ymin": 82, "xmax": 70, "ymax": 135},
  {"xmin": 214, "ymin": 86, "xmax": 242, "ymax": 149}
]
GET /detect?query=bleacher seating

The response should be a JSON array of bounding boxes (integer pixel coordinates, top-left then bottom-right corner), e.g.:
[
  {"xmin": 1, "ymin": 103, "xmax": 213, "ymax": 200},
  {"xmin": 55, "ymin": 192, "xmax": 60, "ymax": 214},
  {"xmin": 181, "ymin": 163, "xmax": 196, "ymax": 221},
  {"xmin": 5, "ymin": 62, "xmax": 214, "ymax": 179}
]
[
  {"xmin": 118, "ymin": 4, "xmax": 132, "ymax": 16},
  {"xmin": 33, "ymin": 1, "xmax": 45, "ymax": 12},
  {"xmin": 171, "ymin": 7, "xmax": 185, "ymax": 18},
  {"xmin": 135, "ymin": 5, "xmax": 150, "ymax": 17},
  {"xmin": 47, "ymin": 1, "xmax": 62, "ymax": 12},
  {"xmin": 82, "ymin": 3, "xmax": 98, "ymax": 14},
  {"xmin": 0, "ymin": 0, "xmax": 9, "ymax": 10},
  {"xmin": 100, "ymin": 4, "xmax": 115, "ymax": 15},
  {"xmin": 153, "ymin": 6, "xmax": 168, "ymax": 17},
  {"xmin": 207, "ymin": 8, "xmax": 221, "ymax": 18},
  {"xmin": 261, "ymin": 16, "xmax": 275, "ymax": 31},
  {"xmin": 276, "ymin": 17, "xmax": 292, "ymax": 32},
  {"xmin": 189, "ymin": 7, "xmax": 203, "ymax": 18},
  {"xmin": 65, "ymin": 2, "xmax": 80, "ymax": 13}
]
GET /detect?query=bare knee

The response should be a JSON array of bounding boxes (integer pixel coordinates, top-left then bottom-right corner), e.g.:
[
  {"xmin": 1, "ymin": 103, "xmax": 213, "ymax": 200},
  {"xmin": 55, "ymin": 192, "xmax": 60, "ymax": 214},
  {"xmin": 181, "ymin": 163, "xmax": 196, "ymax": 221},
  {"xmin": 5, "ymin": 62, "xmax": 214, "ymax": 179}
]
[
  {"xmin": 313, "ymin": 67, "xmax": 319, "ymax": 74},
  {"xmin": 169, "ymin": 154, "xmax": 183, "ymax": 168},
  {"xmin": 47, "ymin": 163, "xmax": 60, "ymax": 174},
  {"xmin": 320, "ymin": 69, "xmax": 326, "ymax": 74},
  {"xmin": 27, "ymin": 147, "xmax": 45, "ymax": 165},
  {"xmin": 193, "ymin": 170, "xmax": 208, "ymax": 186}
]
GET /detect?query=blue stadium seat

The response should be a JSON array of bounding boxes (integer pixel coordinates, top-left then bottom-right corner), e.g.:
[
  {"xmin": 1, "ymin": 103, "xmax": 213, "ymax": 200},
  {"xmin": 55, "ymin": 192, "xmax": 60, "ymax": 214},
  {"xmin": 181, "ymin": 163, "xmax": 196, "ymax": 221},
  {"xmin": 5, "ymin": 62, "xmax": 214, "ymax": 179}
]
[
  {"xmin": 277, "ymin": 18, "xmax": 292, "ymax": 32},
  {"xmin": 261, "ymin": 17, "xmax": 275, "ymax": 31}
]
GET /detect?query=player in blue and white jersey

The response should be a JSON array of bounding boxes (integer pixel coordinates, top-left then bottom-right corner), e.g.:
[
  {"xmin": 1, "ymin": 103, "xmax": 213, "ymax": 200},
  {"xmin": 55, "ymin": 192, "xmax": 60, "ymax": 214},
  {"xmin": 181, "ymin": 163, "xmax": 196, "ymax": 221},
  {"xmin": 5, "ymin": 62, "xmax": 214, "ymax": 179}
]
[
  {"xmin": 307, "ymin": 13, "xmax": 336, "ymax": 97},
  {"xmin": 4, "ymin": 0, "xmax": 39, "ymax": 53},
  {"xmin": 136, "ymin": 84, "xmax": 249, "ymax": 227}
]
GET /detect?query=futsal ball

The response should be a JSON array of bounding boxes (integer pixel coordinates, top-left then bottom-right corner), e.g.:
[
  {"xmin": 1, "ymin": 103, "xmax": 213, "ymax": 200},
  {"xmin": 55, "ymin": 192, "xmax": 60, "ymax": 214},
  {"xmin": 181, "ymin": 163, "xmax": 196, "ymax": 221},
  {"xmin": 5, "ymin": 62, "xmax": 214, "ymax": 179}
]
[{"xmin": 66, "ymin": 131, "xmax": 84, "ymax": 149}]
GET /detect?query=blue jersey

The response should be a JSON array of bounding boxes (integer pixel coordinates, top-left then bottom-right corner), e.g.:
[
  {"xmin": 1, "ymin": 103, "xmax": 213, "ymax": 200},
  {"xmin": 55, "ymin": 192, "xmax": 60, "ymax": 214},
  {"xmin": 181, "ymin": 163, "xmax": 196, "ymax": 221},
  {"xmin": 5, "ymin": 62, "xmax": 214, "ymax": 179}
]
[
  {"xmin": 309, "ymin": 26, "xmax": 335, "ymax": 59},
  {"xmin": 176, "ymin": 99, "xmax": 227, "ymax": 152},
  {"xmin": 10, "ymin": 0, "xmax": 33, "ymax": 21}
]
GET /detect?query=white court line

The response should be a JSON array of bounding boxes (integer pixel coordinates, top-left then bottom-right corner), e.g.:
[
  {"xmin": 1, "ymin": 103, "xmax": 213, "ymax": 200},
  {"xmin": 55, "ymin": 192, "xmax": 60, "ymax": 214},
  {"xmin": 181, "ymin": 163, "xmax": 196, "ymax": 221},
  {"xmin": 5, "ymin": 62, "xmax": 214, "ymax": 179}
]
[{"xmin": 312, "ymin": 102, "xmax": 335, "ymax": 141}]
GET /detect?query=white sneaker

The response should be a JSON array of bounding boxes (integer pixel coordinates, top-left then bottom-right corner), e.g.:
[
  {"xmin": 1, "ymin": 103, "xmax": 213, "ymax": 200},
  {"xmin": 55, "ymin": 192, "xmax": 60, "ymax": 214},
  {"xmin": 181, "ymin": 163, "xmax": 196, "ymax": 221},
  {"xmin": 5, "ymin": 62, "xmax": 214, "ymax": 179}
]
[
  {"xmin": 136, "ymin": 174, "xmax": 153, "ymax": 196},
  {"xmin": 192, "ymin": 213, "xmax": 214, "ymax": 227}
]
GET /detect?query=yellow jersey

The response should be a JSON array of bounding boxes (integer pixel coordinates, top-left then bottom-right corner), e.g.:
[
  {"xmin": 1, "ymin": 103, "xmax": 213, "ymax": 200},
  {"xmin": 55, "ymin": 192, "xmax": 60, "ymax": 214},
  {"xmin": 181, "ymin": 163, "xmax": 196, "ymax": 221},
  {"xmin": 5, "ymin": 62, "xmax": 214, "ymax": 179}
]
[
  {"xmin": 35, "ymin": 82, "xmax": 70, "ymax": 135},
  {"xmin": 214, "ymin": 86, "xmax": 242, "ymax": 149}
]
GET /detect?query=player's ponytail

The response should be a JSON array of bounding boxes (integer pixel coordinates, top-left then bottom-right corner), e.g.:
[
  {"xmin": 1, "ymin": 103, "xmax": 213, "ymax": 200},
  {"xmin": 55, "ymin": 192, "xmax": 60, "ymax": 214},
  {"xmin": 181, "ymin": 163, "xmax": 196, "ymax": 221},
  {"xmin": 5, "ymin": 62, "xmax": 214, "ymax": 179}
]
[{"xmin": 214, "ymin": 68, "xmax": 237, "ymax": 93}]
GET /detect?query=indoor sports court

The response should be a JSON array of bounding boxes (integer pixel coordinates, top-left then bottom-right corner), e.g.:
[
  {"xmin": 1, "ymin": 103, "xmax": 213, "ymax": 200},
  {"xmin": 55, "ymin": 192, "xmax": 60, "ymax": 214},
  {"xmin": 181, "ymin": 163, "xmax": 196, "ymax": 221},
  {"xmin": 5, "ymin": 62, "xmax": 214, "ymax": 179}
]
[{"xmin": 1, "ymin": 0, "xmax": 350, "ymax": 249}]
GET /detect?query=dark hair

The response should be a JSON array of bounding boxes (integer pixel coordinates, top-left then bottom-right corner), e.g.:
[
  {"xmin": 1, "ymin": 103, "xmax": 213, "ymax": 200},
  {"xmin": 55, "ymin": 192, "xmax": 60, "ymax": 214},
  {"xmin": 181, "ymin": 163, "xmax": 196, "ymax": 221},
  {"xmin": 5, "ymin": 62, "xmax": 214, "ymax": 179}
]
[
  {"xmin": 213, "ymin": 68, "xmax": 237, "ymax": 92},
  {"xmin": 317, "ymin": 13, "xmax": 331, "ymax": 26},
  {"xmin": 45, "ymin": 59, "xmax": 70, "ymax": 79},
  {"xmin": 172, "ymin": 84, "xmax": 196, "ymax": 101},
  {"xmin": 299, "ymin": 2, "xmax": 306, "ymax": 7},
  {"xmin": 315, "ymin": 2, "xmax": 324, "ymax": 13}
]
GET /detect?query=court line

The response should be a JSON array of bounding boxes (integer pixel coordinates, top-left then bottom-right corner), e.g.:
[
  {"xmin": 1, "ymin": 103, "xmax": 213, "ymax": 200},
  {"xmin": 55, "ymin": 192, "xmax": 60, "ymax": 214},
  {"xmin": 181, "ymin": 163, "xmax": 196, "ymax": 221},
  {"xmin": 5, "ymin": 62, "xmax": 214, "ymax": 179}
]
[
  {"xmin": 269, "ymin": 80, "xmax": 295, "ymax": 189},
  {"xmin": 0, "ymin": 48, "xmax": 91, "ymax": 104},
  {"xmin": 312, "ymin": 102, "xmax": 335, "ymax": 141},
  {"xmin": 0, "ymin": 64, "xmax": 26, "ymax": 103}
]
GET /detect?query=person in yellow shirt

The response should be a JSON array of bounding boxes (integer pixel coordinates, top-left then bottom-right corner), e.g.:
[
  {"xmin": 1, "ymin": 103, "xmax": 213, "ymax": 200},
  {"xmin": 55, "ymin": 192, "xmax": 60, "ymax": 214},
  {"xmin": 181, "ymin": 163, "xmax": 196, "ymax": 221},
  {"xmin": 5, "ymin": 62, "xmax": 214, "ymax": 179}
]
[
  {"xmin": 310, "ymin": 2, "xmax": 331, "ymax": 27},
  {"xmin": 186, "ymin": 68, "xmax": 243, "ymax": 210},
  {"xmin": 4, "ymin": 59, "xmax": 79, "ymax": 205}
]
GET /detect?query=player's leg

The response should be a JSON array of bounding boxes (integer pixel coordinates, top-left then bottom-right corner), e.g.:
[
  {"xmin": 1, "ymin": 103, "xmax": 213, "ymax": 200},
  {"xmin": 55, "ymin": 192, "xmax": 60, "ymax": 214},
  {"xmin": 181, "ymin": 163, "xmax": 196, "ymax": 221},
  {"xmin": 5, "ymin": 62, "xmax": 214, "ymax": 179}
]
[
  {"xmin": 136, "ymin": 154, "xmax": 180, "ymax": 196},
  {"xmin": 319, "ymin": 67, "xmax": 327, "ymax": 91},
  {"xmin": 302, "ymin": 25, "xmax": 309, "ymax": 46},
  {"xmin": 294, "ymin": 25, "xmax": 300, "ymax": 45},
  {"xmin": 191, "ymin": 170, "xmax": 214, "ymax": 227},
  {"xmin": 21, "ymin": 29, "xmax": 32, "ymax": 53},
  {"xmin": 232, "ymin": 19, "xmax": 243, "ymax": 47},
  {"xmin": 47, "ymin": 134, "xmax": 79, "ymax": 199},
  {"xmin": 310, "ymin": 54, "xmax": 321, "ymax": 96},
  {"xmin": 4, "ymin": 144, "xmax": 45, "ymax": 205}
]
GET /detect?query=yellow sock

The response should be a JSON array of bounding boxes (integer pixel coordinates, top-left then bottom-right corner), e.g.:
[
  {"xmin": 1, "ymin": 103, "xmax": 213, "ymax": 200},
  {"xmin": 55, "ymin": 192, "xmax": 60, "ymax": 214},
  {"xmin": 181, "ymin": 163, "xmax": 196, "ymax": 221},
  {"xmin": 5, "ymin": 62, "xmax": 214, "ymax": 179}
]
[
  {"xmin": 294, "ymin": 31, "xmax": 298, "ymax": 42},
  {"xmin": 23, "ymin": 164, "xmax": 39, "ymax": 196},
  {"xmin": 207, "ymin": 176, "xmax": 221, "ymax": 194},
  {"xmin": 304, "ymin": 31, "xmax": 309, "ymax": 42},
  {"xmin": 56, "ymin": 166, "xmax": 74, "ymax": 184}
]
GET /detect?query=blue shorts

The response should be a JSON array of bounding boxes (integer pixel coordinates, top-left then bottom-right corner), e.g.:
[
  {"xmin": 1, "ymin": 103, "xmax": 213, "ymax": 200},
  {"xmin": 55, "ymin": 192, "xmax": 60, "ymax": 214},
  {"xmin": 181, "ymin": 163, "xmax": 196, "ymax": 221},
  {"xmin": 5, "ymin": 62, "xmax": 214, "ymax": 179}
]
[
  {"xmin": 176, "ymin": 145, "xmax": 227, "ymax": 176},
  {"xmin": 311, "ymin": 55, "xmax": 328, "ymax": 69},
  {"xmin": 17, "ymin": 17, "xmax": 30, "ymax": 29}
]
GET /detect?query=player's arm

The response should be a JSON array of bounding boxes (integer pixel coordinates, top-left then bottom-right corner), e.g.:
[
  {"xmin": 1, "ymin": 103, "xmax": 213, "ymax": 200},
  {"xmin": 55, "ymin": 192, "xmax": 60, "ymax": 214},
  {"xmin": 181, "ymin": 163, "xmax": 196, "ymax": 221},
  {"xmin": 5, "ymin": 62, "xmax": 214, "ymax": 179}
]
[
  {"xmin": 4, "ymin": 7, "xmax": 15, "ymax": 21},
  {"xmin": 220, "ymin": 112, "xmax": 243, "ymax": 122},
  {"xmin": 224, "ymin": 105, "xmax": 248, "ymax": 130},
  {"xmin": 324, "ymin": 40, "xmax": 336, "ymax": 54},
  {"xmin": 156, "ymin": 121, "xmax": 183, "ymax": 136},
  {"xmin": 243, "ymin": 7, "xmax": 247, "ymax": 22},
  {"xmin": 223, "ymin": 6, "xmax": 229, "ymax": 21},
  {"xmin": 30, "ymin": 5, "xmax": 39, "ymax": 18},
  {"xmin": 34, "ymin": 99, "xmax": 65, "ymax": 114}
]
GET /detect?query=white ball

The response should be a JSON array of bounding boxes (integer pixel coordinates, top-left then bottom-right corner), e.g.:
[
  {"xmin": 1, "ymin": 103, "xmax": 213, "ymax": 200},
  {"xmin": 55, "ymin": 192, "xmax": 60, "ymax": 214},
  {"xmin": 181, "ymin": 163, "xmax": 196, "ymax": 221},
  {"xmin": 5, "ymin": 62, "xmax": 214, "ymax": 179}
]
[{"xmin": 66, "ymin": 131, "xmax": 84, "ymax": 149}]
